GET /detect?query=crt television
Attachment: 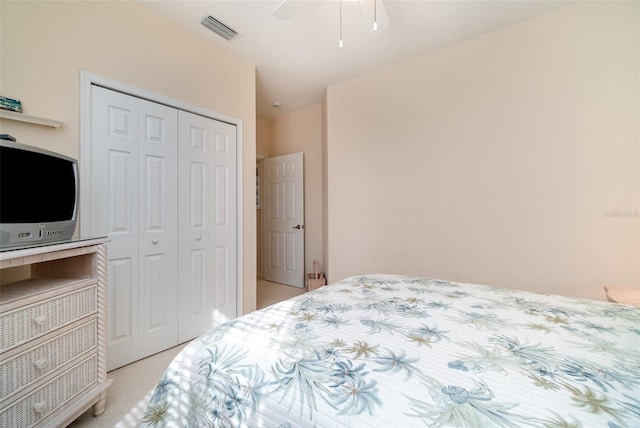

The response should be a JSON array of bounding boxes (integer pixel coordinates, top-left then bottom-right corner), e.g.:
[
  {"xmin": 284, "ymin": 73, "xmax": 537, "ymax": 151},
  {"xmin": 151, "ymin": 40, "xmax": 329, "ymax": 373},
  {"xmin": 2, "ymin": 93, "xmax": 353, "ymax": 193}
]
[{"xmin": 0, "ymin": 140, "xmax": 78, "ymax": 248}]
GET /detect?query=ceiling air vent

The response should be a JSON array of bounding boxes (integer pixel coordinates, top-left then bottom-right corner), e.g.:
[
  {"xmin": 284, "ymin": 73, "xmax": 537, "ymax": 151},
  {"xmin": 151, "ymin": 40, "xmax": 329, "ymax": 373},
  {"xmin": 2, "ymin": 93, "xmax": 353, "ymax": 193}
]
[{"xmin": 201, "ymin": 15, "xmax": 238, "ymax": 41}]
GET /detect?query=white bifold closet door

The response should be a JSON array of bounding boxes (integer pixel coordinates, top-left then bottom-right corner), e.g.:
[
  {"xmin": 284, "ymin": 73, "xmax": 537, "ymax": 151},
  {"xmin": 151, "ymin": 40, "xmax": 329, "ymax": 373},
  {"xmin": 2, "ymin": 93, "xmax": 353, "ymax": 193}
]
[{"xmin": 90, "ymin": 86, "xmax": 237, "ymax": 371}]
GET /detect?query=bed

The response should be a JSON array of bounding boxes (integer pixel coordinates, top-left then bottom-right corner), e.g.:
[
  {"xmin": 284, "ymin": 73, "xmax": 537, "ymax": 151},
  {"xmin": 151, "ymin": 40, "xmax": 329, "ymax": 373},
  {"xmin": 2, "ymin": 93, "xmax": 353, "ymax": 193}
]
[{"xmin": 141, "ymin": 274, "xmax": 640, "ymax": 427}]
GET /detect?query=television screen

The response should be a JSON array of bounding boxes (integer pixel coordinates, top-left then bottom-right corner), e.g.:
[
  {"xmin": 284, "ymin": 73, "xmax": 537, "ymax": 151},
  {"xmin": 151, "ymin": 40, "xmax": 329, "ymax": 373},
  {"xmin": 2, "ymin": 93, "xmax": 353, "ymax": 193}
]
[
  {"xmin": 0, "ymin": 141, "xmax": 78, "ymax": 248},
  {"xmin": 0, "ymin": 145, "xmax": 77, "ymax": 223}
]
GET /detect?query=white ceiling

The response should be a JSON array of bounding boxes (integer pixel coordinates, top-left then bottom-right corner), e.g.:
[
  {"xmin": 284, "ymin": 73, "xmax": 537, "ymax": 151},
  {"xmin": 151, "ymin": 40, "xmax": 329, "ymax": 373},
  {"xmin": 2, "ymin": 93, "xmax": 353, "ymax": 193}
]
[{"xmin": 138, "ymin": 0, "xmax": 572, "ymax": 118}]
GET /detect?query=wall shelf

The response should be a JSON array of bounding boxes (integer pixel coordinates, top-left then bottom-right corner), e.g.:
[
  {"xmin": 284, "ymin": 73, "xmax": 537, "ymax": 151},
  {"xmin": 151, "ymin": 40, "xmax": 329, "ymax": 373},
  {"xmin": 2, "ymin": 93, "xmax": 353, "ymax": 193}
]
[{"xmin": 0, "ymin": 109, "xmax": 63, "ymax": 128}]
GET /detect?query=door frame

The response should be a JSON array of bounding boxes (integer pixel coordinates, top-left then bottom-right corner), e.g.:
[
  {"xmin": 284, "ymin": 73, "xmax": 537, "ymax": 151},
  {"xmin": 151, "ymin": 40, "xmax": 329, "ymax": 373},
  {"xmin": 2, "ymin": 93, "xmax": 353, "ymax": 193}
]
[{"xmin": 79, "ymin": 70, "xmax": 244, "ymax": 317}]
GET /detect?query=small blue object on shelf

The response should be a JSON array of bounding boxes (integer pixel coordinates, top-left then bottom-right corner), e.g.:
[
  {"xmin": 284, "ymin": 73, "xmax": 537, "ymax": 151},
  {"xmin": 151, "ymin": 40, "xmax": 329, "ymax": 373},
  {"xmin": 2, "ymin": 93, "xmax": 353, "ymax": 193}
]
[{"xmin": 0, "ymin": 96, "xmax": 23, "ymax": 113}]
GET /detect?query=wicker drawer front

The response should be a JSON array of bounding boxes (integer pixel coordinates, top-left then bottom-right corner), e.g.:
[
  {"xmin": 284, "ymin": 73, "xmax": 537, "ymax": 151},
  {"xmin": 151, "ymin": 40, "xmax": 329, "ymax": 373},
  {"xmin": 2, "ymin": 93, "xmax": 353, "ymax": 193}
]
[
  {"xmin": 0, "ymin": 285, "xmax": 97, "ymax": 353},
  {"xmin": 0, "ymin": 320, "xmax": 97, "ymax": 401},
  {"xmin": 0, "ymin": 355, "xmax": 97, "ymax": 428}
]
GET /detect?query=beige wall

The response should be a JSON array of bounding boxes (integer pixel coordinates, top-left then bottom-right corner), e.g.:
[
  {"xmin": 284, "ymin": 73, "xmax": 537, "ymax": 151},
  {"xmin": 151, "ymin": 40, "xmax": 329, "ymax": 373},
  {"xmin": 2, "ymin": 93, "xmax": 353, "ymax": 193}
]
[
  {"xmin": 256, "ymin": 116, "xmax": 271, "ymax": 158},
  {"xmin": 269, "ymin": 103, "xmax": 324, "ymax": 277},
  {"xmin": 326, "ymin": 1, "xmax": 639, "ymax": 301},
  {"xmin": 0, "ymin": 1, "xmax": 258, "ymax": 312},
  {"xmin": 256, "ymin": 116, "xmax": 270, "ymax": 276}
]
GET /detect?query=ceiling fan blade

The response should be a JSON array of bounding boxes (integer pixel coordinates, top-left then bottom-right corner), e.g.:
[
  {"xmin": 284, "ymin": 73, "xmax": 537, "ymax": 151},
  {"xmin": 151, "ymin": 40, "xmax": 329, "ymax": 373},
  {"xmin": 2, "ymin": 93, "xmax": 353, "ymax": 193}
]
[
  {"xmin": 273, "ymin": 0, "xmax": 297, "ymax": 20},
  {"xmin": 360, "ymin": 0, "xmax": 390, "ymax": 31}
]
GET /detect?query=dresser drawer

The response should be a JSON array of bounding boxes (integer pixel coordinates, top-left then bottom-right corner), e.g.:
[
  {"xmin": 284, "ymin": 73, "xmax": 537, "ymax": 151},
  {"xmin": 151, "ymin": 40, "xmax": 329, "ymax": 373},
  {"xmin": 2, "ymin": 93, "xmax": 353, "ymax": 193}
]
[
  {"xmin": 0, "ymin": 354, "xmax": 97, "ymax": 428},
  {"xmin": 0, "ymin": 320, "xmax": 97, "ymax": 401},
  {"xmin": 0, "ymin": 285, "xmax": 97, "ymax": 353}
]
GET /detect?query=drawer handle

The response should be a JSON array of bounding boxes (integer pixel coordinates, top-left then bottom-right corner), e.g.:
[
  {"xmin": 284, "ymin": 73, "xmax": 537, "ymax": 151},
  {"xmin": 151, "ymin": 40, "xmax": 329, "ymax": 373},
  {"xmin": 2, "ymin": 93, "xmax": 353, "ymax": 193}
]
[
  {"xmin": 33, "ymin": 401, "xmax": 47, "ymax": 413},
  {"xmin": 33, "ymin": 358, "xmax": 48, "ymax": 370},
  {"xmin": 33, "ymin": 315, "xmax": 47, "ymax": 326}
]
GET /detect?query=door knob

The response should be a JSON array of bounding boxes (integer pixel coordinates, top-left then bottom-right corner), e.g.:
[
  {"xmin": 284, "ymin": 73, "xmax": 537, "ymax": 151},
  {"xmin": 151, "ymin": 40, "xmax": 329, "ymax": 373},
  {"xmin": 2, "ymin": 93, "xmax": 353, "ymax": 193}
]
[
  {"xmin": 292, "ymin": 225, "xmax": 303, "ymax": 229},
  {"xmin": 152, "ymin": 238, "xmax": 159, "ymax": 245}
]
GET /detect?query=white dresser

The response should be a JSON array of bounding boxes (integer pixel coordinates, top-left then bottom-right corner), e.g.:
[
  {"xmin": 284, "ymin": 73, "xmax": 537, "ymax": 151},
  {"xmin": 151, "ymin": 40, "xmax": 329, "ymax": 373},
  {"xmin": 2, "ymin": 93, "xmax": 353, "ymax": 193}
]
[{"xmin": 0, "ymin": 237, "xmax": 111, "ymax": 427}]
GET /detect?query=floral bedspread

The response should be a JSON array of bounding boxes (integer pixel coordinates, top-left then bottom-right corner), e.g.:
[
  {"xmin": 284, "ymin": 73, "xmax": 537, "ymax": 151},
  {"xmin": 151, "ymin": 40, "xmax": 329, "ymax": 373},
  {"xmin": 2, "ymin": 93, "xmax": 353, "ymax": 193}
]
[{"xmin": 142, "ymin": 274, "xmax": 640, "ymax": 427}]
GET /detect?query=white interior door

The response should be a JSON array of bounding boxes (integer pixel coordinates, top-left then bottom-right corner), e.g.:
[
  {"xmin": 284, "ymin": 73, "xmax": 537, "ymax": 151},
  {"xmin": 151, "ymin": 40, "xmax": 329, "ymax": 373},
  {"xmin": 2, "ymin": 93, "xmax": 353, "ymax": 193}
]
[
  {"xmin": 178, "ymin": 110, "xmax": 237, "ymax": 342},
  {"xmin": 263, "ymin": 153, "xmax": 304, "ymax": 287},
  {"xmin": 90, "ymin": 85, "xmax": 178, "ymax": 370}
]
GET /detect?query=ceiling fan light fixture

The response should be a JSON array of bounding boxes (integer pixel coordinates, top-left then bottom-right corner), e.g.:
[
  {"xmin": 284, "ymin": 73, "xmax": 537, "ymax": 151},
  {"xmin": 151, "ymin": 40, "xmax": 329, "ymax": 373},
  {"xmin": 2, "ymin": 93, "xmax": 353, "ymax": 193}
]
[
  {"xmin": 373, "ymin": 0, "xmax": 378, "ymax": 31},
  {"xmin": 360, "ymin": 0, "xmax": 389, "ymax": 33},
  {"xmin": 339, "ymin": 0, "xmax": 344, "ymax": 48},
  {"xmin": 201, "ymin": 15, "xmax": 238, "ymax": 41}
]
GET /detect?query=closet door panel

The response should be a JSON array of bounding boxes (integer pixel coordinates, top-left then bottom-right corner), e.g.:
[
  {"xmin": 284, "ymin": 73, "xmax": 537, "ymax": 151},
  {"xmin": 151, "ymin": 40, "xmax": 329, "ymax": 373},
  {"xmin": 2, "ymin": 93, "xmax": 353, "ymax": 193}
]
[
  {"xmin": 189, "ymin": 249, "xmax": 206, "ymax": 316},
  {"xmin": 178, "ymin": 112, "xmax": 214, "ymax": 342},
  {"xmin": 91, "ymin": 86, "xmax": 140, "ymax": 370},
  {"xmin": 138, "ymin": 100, "xmax": 179, "ymax": 359},
  {"xmin": 185, "ymin": 161, "xmax": 209, "ymax": 317},
  {"xmin": 213, "ymin": 245, "xmax": 229, "ymax": 318},
  {"xmin": 187, "ymin": 162, "xmax": 207, "ymax": 323},
  {"xmin": 213, "ymin": 162, "xmax": 232, "ymax": 320},
  {"xmin": 107, "ymin": 257, "xmax": 136, "ymax": 370},
  {"xmin": 189, "ymin": 162, "xmax": 206, "ymax": 227},
  {"xmin": 211, "ymin": 125, "xmax": 237, "ymax": 324},
  {"xmin": 178, "ymin": 111, "xmax": 237, "ymax": 341}
]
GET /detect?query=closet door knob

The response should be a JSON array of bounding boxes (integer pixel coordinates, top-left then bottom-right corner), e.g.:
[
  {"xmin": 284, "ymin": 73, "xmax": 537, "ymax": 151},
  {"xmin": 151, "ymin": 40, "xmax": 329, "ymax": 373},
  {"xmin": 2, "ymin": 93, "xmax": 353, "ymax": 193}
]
[
  {"xmin": 152, "ymin": 238, "xmax": 159, "ymax": 245},
  {"xmin": 195, "ymin": 235, "xmax": 201, "ymax": 241}
]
